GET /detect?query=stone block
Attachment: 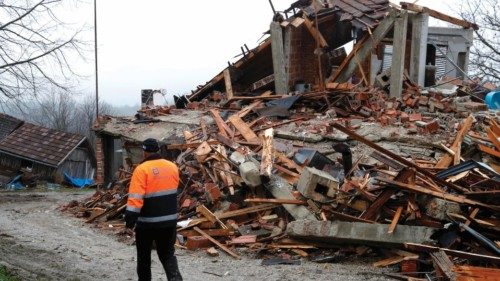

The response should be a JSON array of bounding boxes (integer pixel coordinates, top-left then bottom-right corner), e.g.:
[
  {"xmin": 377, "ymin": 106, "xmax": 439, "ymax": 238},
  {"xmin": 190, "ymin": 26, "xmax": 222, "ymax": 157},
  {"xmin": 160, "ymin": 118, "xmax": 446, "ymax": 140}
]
[
  {"xmin": 239, "ymin": 161, "xmax": 262, "ymax": 187},
  {"xmin": 424, "ymin": 198, "xmax": 461, "ymax": 221},
  {"xmin": 297, "ymin": 167, "xmax": 339, "ymax": 203}
]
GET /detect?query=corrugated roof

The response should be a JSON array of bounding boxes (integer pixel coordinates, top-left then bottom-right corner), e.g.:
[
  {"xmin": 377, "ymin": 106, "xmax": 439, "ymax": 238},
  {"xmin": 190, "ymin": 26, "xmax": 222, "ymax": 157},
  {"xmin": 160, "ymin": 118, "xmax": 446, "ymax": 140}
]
[
  {"xmin": 0, "ymin": 123, "xmax": 85, "ymax": 167},
  {"xmin": 0, "ymin": 113, "xmax": 23, "ymax": 140}
]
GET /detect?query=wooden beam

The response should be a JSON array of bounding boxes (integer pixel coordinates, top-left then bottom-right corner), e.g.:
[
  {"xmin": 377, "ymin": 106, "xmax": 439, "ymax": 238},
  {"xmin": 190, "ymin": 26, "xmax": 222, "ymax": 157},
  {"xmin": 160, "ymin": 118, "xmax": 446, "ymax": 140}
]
[
  {"xmin": 486, "ymin": 128, "xmax": 500, "ymax": 152},
  {"xmin": 435, "ymin": 115, "xmax": 475, "ymax": 167},
  {"xmin": 244, "ymin": 198, "xmax": 306, "ymax": 205},
  {"xmin": 194, "ymin": 227, "xmax": 240, "ymax": 259},
  {"xmin": 362, "ymin": 168, "xmax": 414, "ymax": 220},
  {"xmin": 388, "ymin": 206, "xmax": 403, "ymax": 234},
  {"xmin": 260, "ymin": 128, "xmax": 274, "ymax": 177},
  {"xmin": 400, "ymin": 2, "xmax": 479, "ymax": 30},
  {"xmin": 404, "ymin": 243, "xmax": 500, "ymax": 264},
  {"xmin": 430, "ymin": 250, "xmax": 457, "ymax": 281},
  {"xmin": 209, "ymin": 109, "xmax": 231, "ymax": 137},
  {"xmin": 178, "ymin": 229, "xmax": 233, "ymax": 237},
  {"xmin": 331, "ymin": 122, "xmax": 468, "ymax": 193},
  {"xmin": 376, "ymin": 177, "xmax": 500, "ymax": 211},
  {"xmin": 479, "ymin": 144, "xmax": 500, "ymax": 158},
  {"xmin": 302, "ymin": 16, "xmax": 328, "ymax": 48},
  {"xmin": 196, "ymin": 205, "xmax": 228, "ymax": 229},
  {"xmin": 228, "ymin": 115, "xmax": 259, "ymax": 143},
  {"xmin": 331, "ymin": 10, "xmax": 399, "ymax": 83}
]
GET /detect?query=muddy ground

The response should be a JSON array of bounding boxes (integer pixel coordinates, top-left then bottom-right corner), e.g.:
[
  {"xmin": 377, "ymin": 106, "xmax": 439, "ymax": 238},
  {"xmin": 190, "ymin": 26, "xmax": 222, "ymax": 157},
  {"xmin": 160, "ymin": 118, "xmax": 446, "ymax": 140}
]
[{"xmin": 0, "ymin": 190, "xmax": 394, "ymax": 281}]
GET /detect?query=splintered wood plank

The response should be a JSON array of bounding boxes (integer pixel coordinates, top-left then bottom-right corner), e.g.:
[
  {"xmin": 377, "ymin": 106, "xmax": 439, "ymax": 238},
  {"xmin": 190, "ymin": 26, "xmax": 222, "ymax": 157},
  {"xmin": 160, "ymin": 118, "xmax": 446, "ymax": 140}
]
[
  {"xmin": 491, "ymin": 120, "xmax": 500, "ymax": 136},
  {"xmin": 479, "ymin": 144, "xmax": 500, "ymax": 158},
  {"xmin": 377, "ymin": 177, "xmax": 499, "ymax": 211},
  {"xmin": 388, "ymin": 206, "xmax": 403, "ymax": 234},
  {"xmin": 194, "ymin": 227, "xmax": 240, "ymax": 259},
  {"xmin": 228, "ymin": 115, "xmax": 259, "ymax": 143},
  {"xmin": 430, "ymin": 250, "xmax": 457, "ymax": 280},
  {"xmin": 244, "ymin": 198, "xmax": 306, "ymax": 205},
  {"xmin": 209, "ymin": 109, "xmax": 231, "ymax": 137},
  {"xmin": 178, "ymin": 229, "xmax": 233, "ymax": 238},
  {"xmin": 274, "ymin": 151, "xmax": 303, "ymax": 174},
  {"xmin": 436, "ymin": 115, "xmax": 474, "ymax": 168},
  {"xmin": 373, "ymin": 256, "xmax": 405, "ymax": 268},
  {"xmin": 405, "ymin": 243, "xmax": 500, "ymax": 264},
  {"xmin": 196, "ymin": 205, "xmax": 228, "ymax": 229},
  {"xmin": 486, "ymin": 128, "xmax": 500, "ymax": 152},
  {"xmin": 223, "ymin": 69, "xmax": 233, "ymax": 100},
  {"xmin": 236, "ymin": 91, "xmax": 272, "ymax": 118},
  {"xmin": 260, "ymin": 128, "xmax": 273, "ymax": 177},
  {"xmin": 361, "ymin": 168, "xmax": 414, "ymax": 220}
]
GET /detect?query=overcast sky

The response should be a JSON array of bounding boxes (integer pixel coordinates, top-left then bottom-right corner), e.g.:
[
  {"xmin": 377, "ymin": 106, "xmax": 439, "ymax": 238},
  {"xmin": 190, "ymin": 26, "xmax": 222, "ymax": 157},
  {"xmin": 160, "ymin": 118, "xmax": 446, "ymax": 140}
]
[{"xmin": 72, "ymin": 0, "xmax": 454, "ymax": 106}]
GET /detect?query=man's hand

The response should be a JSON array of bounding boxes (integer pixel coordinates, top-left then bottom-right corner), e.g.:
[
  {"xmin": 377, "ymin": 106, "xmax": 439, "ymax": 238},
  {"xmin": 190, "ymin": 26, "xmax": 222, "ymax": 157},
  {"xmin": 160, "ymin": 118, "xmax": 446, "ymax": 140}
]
[{"xmin": 124, "ymin": 211, "xmax": 139, "ymax": 229}]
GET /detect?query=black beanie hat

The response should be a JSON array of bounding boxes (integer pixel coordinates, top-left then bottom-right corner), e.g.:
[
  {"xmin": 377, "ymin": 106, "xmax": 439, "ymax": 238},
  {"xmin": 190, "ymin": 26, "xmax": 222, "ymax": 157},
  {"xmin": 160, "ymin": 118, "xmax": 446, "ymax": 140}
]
[{"xmin": 142, "ymin": 138, "xmax": 160, "ymax": 152}]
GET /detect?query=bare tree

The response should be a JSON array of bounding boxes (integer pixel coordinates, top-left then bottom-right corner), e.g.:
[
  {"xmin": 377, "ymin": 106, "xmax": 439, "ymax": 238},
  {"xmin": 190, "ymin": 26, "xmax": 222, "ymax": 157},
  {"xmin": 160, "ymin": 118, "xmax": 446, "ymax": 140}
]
[
  {"xmin": 0, "ymin": 0, "xmax": 85, "ymax": 101},
  {"xmin": 459, "ymin": 0, "xmax": 500, "ymax": 83},
  {"xmin": 73, "ymin": 95, "xmax": 114, "ymax": 146},
  {"xmin": 30, "ymin": 91, "xmax": 77, "ymax": 131}
]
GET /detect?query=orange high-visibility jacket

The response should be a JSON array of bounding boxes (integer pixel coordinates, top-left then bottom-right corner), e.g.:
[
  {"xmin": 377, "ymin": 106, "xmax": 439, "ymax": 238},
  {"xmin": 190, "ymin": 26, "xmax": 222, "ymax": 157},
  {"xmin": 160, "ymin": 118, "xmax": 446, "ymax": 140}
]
[{"xmin": 126, "ymin": 156, "xmax": 179, "ymax": 228}]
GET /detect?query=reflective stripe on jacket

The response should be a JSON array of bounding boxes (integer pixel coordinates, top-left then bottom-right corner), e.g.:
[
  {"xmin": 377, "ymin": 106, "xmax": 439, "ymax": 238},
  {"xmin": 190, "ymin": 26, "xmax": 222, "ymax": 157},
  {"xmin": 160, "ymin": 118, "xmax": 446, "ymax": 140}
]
[{"xmin": 127, "ymin": 154, "xmax": 179, "ymax": 228}]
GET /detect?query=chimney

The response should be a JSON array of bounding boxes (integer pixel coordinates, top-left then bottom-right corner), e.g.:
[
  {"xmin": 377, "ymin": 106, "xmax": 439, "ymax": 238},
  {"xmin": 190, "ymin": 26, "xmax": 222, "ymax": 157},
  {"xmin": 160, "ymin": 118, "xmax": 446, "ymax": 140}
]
[{"xmin": 141, "ymin": 89, "xmax": 155, "ymax": 108}]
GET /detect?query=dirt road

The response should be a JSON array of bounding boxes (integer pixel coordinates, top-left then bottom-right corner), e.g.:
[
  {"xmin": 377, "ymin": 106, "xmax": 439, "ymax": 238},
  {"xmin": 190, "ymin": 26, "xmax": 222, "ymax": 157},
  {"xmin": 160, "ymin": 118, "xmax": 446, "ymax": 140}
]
[{"xmin": 0, "ymin": 191, "xmax": 393, "ymax": 281}]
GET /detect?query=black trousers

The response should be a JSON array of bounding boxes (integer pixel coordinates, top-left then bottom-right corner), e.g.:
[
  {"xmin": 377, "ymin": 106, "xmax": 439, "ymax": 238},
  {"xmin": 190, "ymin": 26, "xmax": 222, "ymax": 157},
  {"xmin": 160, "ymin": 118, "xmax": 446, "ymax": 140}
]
[{"xmin": 135, "ymin": 226, "xmax": 177, "ymax": 281}]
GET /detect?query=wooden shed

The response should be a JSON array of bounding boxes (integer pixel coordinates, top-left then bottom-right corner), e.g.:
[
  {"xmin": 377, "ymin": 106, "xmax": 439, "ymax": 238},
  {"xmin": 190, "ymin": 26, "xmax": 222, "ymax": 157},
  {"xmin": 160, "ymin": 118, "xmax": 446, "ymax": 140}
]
[{"xmin": 0, "ymin": 121, "xmax": 95, "ymax": 180}]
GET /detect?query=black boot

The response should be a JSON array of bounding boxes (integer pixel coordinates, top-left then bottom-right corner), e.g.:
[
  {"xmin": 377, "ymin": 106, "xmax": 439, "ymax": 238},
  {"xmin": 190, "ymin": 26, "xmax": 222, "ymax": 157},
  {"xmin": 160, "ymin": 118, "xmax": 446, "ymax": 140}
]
[{"xmin": 165, "ymin": 256, "xmax": 183, "ymax": 281}]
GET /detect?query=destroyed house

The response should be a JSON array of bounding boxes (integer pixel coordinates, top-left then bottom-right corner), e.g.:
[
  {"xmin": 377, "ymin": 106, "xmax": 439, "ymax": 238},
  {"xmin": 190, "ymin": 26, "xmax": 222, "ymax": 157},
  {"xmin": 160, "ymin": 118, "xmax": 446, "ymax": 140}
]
[
  {"xmin": 0, "ymin": 120, "xmax": 96, "ymax": 180},
  {"xmin": 94, "ymin": 110, "xmax": 206, "ymax": 183},
  {"xmin": 189, "ymin": 0, "xmax": 476, "ymax": 101}
]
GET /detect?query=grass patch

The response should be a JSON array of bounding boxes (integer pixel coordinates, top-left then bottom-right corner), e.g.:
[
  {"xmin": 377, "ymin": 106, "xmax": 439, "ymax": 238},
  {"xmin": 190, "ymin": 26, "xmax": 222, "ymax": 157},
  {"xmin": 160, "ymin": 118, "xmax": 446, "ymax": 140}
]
[{"xmin": 0, "ymin": 265, "xmax": 19, "ymax": 281}]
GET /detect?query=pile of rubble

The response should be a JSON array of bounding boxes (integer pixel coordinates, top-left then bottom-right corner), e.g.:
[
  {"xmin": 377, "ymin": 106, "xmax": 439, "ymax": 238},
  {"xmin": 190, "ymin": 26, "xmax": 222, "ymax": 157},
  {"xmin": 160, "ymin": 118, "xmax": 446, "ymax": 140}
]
[
  {"xmin": 64, "ymin": 78, "xmax": 499, "ymax": 279},
  {"xmin": 64, "ymin": 0, "xmax": 500, "ymax": 279}
]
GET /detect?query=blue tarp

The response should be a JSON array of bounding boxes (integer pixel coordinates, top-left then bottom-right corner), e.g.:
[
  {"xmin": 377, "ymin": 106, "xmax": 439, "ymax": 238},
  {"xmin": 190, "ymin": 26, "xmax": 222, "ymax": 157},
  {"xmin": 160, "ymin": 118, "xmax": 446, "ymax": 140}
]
[
  {"xmin": 64, "ymin": 172, "xmax": 93, "ymax": 188},
  {"xmin": 6, "ymin": 174, "xmax": 24, "ymax": 190}
]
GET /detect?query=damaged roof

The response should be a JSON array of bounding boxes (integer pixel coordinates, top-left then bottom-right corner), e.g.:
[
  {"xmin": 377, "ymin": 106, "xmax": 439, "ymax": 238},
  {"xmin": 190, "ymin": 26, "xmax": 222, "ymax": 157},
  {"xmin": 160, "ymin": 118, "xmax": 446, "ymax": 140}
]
[
  {"xmin": 0, "ymin": 113, "xmax": 23, "ymax": 140},
  {"xmin": 0, "ymin": 123, "xmax": 86, "ymax": 167},
  {"xmin": 291, "ymin": 0, "xmax": 390, "ymax": 30}
]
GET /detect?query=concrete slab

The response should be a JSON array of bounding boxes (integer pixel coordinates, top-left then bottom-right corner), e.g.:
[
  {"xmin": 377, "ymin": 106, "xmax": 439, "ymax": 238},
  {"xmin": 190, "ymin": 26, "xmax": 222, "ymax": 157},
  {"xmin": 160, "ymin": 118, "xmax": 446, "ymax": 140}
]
[
  {"xmin": 264, "ymin": 176, "xmax": 318, "ymax": 221},
  {"xmin": 287, "ymin": 220, "xmax": 437, "ymax": 247}
]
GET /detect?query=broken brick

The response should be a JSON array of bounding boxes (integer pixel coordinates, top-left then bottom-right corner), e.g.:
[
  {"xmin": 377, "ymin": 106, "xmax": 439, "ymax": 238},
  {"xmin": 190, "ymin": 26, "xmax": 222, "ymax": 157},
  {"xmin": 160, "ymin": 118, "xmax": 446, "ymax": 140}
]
[
  {"xmin": 409, "ymin": 113, "xmax": 422, "ymax": 122},
  {"xmin": 186, "ymin": 236, "xmax": 212, "ymax": 250}
]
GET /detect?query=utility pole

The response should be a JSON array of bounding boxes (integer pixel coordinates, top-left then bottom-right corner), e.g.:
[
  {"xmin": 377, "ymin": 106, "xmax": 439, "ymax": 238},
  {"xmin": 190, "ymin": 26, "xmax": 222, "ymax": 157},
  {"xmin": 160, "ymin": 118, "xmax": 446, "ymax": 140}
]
[{"xmin": 94, "ymin": 0, "xmax": 99, "ymax": 118}]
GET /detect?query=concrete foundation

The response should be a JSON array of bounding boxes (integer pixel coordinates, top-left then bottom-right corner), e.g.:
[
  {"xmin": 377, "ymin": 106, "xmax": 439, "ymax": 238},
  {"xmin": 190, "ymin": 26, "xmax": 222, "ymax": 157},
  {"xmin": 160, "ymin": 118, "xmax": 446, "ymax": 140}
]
[{"xmin": 287, "ymin": 220, "xmax": 436, "ymax": 247}]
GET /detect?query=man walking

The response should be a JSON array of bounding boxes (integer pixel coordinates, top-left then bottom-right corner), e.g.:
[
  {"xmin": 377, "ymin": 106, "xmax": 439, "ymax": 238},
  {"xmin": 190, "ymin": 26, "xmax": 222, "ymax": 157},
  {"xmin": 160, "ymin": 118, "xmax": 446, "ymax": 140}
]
[{"xmin": 125, "ymin": 138, "xmax": 183, "ymax": 281}]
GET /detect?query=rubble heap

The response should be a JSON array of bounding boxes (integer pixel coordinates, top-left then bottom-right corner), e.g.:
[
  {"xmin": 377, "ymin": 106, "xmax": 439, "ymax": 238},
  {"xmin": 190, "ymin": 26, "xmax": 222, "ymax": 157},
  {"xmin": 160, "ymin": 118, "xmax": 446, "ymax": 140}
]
[{"xmin": 64, "ymin": 1, "xmax": 500, "ymax": 279}]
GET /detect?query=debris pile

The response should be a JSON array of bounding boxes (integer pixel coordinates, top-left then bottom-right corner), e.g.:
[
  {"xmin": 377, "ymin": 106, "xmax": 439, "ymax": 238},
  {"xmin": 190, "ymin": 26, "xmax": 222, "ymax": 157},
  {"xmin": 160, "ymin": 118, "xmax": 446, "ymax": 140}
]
[
  {"xmin": 65, "ymin": 1, "xmax": 500, "ymax": 279},
  {"xmin": 64, "ymin": 83, "xmax": 499, "ymax": 279}
]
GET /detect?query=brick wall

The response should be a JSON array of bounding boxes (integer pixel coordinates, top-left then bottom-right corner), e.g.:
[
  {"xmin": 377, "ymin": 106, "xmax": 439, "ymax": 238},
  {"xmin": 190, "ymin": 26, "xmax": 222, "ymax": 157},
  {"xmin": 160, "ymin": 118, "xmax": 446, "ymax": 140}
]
[
  {"xmin": 95, "ymin": 135, "xmax": 104, "ymax": 185},
  {"xmin": 287, "ymin": 26, "xmax": 323, "ymax": 89}
]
